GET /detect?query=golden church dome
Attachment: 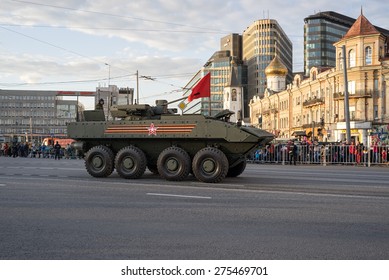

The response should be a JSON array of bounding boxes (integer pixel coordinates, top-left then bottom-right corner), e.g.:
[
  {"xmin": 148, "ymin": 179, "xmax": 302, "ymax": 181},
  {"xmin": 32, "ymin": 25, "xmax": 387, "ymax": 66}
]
[{"xmin": 265, "ymin": 55, "xmax": 288, "ymax": 76}]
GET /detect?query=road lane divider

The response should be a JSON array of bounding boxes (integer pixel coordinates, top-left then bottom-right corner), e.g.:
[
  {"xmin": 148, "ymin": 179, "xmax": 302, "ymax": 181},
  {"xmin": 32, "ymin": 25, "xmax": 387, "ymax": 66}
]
[{"xmin": 147, "ymin": 193, "xmax": 212, "ymax": 199}]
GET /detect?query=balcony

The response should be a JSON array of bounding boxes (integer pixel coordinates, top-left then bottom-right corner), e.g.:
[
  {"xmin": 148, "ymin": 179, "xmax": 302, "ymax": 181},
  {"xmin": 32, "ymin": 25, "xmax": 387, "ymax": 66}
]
[
  {"xmin": 302, "ymin": 123, "xmax": 317, "ymax": 129},
  {"xmin": 333, "ymin": 92, "xmax": 344, "ymax": 99},
  {"xmin": 262, "ymin": 108, "xmax": 278, "ymax": 115},
  {"xmin": 333, "ymin": 90, "xmax": 373, "ymax": 100},
  {"xmin": 338, "ymin": 117, "xmax": 367, "ymax": 122},
  {"xmin": 302, "ymin": 121, "xmax": 324, "ymax": 129},
  {"xmin": 303, "ymin": 97, "xmax": 324, "ymax": 107}
]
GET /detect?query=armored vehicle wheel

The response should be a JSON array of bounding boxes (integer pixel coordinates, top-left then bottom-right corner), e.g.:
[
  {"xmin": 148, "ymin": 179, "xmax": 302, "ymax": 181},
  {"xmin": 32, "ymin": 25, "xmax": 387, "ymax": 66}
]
[
  {"xmin": 227, "ymin": 159, "xmax": 247, "ymax": 177},
  {"xmin": 157, "ymin": 147, "xmax": 191, "ymax": 181},
  {"xmin": 85, "ymin": 145, "xmax": 114, "ymax": 177},
  {"xmin": 115, "ymin": 146, "xmax": 147, "ymax": 179},
  {"xmin": 192, "ymin": 147, "xmax": 229, "ymax": 183},
  {"xmin": 100, "ymin": 145, "xmax": 115, "ymax": 170}
]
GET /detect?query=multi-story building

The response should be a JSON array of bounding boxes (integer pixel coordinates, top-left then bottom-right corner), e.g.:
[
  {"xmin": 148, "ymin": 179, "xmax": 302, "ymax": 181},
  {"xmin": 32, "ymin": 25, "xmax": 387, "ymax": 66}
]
[
  {"xmin": 304, "ymin": 11, "xmax": 389, "ymax": 76},
  {"xmin": 201, "ymin": 49, "xmax": 247, "ymax": 117},
  {"xmin": 194, "ymin": 23, "xmax": 292, "ymax": 120},
  {"xmin": 220, "ymin": 33, "xmax": 242, "ymax": 60},
  {"xmin": 250, "ymin": 12, "xmax": 389, "ymax": 146},
  {"xmin": 243, "ymin": 19, "xmax": 293, "ymax": 100},
  {"xmin": 0, "ymin": 90, "xmax": 94, "ymax": 143}
]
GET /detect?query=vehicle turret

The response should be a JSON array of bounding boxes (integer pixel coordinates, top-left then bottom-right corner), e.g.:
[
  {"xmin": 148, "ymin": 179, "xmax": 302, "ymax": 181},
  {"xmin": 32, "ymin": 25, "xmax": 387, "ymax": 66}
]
[{"xmin": 109, "ymin": 100, "xmax": 177, "ymax": 121}]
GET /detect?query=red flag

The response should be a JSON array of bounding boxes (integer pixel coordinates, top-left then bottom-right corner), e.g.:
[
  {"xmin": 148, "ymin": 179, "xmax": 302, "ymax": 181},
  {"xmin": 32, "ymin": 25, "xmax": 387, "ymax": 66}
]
[{"xmin": 188, "ymin": 73, "xmax": 210, "ymax": 102}]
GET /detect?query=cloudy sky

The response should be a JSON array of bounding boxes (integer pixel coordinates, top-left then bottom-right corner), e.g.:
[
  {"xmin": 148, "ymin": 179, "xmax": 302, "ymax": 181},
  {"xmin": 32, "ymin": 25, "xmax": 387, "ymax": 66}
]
[{"xmin": 1, "ymin": 0, "xmax": 388, "ymax": 106}]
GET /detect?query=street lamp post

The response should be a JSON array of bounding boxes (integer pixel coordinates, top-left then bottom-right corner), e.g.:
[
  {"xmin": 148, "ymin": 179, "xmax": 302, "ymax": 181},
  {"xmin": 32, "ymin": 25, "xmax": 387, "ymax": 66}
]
[
  {"xmin": 105, "ymin": 63, "xmax": 112, "ymax": 120},
  {"xmin": 341, "ymin": 45, "xmax": 351, "ymax": 144},
  {"xmin": 105, "ymin": 63, "xmax": 111, "ymax": 86}
]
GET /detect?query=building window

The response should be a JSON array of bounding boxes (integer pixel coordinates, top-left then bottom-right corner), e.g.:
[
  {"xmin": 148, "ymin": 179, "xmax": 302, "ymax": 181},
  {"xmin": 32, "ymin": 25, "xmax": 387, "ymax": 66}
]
[
  {"xmin": 348, "ymin": 81, "xmax": 356, "ymax": 95},
  {"xmin": 365, "ymin": 46, "xmax": 372, "ymax": 65},
  {"xmin": 348, "ymin": 49, "xmax": 356, "ymax": 68},
  {"xmin": 374, "ymin": 70, "xmax": 379, "ymax": 95},
  {"xmin": 339, "ymin": 52, "xmax": 343, "ymax": 70},
  {"xmin": 374, "ymin": 105, "xmax": 379, "ymax": 119},
  {"xmin": 231, "ymin": 89, "xmax": 237, "ymax": 101},
  {"xmin": 350, "ymin": 106, "xmax": 356, "ymax": 120}
]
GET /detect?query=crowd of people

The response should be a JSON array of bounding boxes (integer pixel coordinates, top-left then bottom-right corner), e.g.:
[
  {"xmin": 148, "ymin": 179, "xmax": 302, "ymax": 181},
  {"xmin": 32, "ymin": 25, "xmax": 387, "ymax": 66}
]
[
  {"xmin": 2, "ymin": 139, "xmax": 389, "ymax": 166},
  {"xmin": 0, "ymin": 141, "xmax": 79, "ymax": 159},
  {"xmin": 252, "ymin": 140, "xmax": 389, "ymax": 166}
]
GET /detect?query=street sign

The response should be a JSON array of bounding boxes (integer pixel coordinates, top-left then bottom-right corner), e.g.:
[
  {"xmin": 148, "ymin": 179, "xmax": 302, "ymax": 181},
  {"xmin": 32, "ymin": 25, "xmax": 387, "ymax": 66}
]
[{"xmin": 178, "ymin": 101, "xmax": 186, "ymax": 111}]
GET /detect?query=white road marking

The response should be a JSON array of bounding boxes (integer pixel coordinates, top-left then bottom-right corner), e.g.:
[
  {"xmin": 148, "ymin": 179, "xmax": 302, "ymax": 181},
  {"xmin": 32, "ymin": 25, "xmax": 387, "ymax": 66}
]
[
  {"xmin": 0, "ymin": 184, "xmax": 5, "ymax": 187},
  {"xmin": 147, "ymin": 193, "xmax": 212, "ymax": 199},
  {"xmin": 190, "ymin": 182, "xmax": 245, "ymax": 188}
]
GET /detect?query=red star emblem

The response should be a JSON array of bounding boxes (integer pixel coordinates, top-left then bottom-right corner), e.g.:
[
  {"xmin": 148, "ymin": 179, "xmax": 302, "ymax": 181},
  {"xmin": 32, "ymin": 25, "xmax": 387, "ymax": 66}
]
[{"xmin": 147, "ymin": 123, "xmax": 158, "ymax": 136}]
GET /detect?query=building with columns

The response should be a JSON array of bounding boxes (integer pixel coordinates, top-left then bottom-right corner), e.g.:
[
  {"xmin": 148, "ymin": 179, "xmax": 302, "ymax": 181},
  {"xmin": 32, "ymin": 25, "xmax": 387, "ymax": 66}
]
[{"xmin": 249, "ymin": 12, "xmax": 389, "ymax": 146}]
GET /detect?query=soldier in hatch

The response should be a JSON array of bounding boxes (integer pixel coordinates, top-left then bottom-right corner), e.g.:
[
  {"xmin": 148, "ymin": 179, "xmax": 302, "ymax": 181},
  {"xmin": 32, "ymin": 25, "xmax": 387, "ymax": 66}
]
[{"xmin": 95, "ymin": 98, "xmax": 104, "ymax": 110}]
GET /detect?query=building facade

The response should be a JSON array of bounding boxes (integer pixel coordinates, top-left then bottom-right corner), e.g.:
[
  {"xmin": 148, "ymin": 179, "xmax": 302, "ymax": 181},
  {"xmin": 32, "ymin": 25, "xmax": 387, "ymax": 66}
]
[
  {"xmin": 250, "ymin": 12, "xmax": 389, "ymax": 146},
  {"xmin": 0, "ymin": 90, "xmax": 93, "ymax": 143},
  {"xmin": 202, "ymin": 49, "xmax": 247, "ymax": 117},
  {"xmin": 304, "ymin": 11, "xmax": 389, "ymax": 76},
  {"xmin": 220, "ymin": 33, "xmax": 242, "ymax": 60},
  {"xmin": 243, "ymin": 19, "xmax": 293, "ymax": 100},
  {"xmin": 192, "ymin": 20, "xmax": 292, "ymax": 119}
]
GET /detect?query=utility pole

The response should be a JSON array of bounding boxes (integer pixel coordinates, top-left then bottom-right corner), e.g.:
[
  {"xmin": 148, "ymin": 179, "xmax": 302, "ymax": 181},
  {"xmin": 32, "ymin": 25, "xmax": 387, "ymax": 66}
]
[
  {"xmin": 29, "ymin": 117, "xmax": 33, "ymax": 143},
  {"xmin": 312, "ymin": 121, "xmax": 315, "ymax": 141},
  {"xmin": 105, "ymin": 63, "xmax": 111, "ymax": 87},
  {"xmin": 136, "ymin": 70, "xmax": 139, "ymax": 104},
  {"xmin": 342, "ymin": 45, "xmax": 351, "ymax": 143}
]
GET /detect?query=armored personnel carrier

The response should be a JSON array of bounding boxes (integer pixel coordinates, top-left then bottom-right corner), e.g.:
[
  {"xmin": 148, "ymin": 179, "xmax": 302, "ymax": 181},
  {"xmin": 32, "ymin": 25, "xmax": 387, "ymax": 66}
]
[{"xmin": 67, "ymin": 100, "xmax": 274, "ymax": 183}]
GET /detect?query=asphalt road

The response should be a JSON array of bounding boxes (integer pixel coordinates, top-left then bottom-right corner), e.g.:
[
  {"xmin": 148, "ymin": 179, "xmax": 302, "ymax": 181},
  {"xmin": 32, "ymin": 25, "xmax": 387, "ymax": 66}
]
[{"xmin": 0, "ymin": 157, "xmax": 388, "ymax": 259}]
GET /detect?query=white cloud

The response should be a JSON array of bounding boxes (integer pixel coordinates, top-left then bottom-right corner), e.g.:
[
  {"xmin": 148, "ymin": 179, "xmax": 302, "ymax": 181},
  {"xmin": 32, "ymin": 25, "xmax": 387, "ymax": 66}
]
[{"xmin": 1, "ymin": 0, "xmax": 388, "ymax": 98}]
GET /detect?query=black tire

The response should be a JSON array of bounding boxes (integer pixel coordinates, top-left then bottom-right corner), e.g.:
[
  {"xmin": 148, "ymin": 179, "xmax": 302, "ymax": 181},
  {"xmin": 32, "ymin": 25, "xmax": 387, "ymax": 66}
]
[
  {"xmin": 227, "ymin": 159, "xmax": 247, "ymax": 177},
  {"xmin": 100, "ymin": 145, "xmax": 115, "ymax": 171},
  {"xmin": 84, "ymin": 145, "xmax": 114, "ymax": 177},
  {"xmin": 115, "ymin": 146, "xmax": 147, "ymax": 179},
  {"xmin": 157, "ymin": 147, "xmax": 191, "ymax": 181},
  {"xmin": 192, "ymin": 147, "xmax": 229, "ymax": 183}
]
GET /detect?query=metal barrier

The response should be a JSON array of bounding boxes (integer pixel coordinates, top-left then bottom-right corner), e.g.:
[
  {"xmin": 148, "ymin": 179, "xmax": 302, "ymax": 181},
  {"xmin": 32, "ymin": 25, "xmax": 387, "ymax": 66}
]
[{"xmin": 250, "ymin": 143, "xmax": 389, "ymax": 166}]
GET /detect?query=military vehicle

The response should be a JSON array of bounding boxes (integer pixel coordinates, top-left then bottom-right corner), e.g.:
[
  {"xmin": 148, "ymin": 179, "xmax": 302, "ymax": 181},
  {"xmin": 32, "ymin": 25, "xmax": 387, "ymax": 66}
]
[{"xmin": 67, "ymin": 100, "xmax": 274, "ymax": 183}]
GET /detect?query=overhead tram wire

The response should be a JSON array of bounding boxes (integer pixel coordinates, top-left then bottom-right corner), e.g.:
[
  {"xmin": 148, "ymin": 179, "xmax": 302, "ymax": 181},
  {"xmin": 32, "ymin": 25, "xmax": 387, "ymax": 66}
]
[
  {"xmin": 0, "ymin": 25, "xmax": 140, "ymax": 83},
  {"xmin": 0, "ymin": 24, "xmax": 217, "ymax": 91},
  {"xmin": 0, "ymin": 23, "xmax": 306, "ymax": 91},
  {"xmin": 9, "ymin": 0, "xmax": 232, "ymax": 34},
  {"xmin": 0, "ymin": 23, "xmax": 226, "ymax": 34},
  {"xmin": 0, "ymin": 25, "xmax": 108, "ymax": 66},
  {"xmin": 0, "ymin": 24, "xmax": 195, "ymax": 90},
  {"xmin": 6, "ymin": 1, "xmax": 306, "ymax": 91},
  {"xmin": 0, "ymin": 74, "xmax": 135, "ymax": 87},
  {"xmin": 2, "ymin": 2, "xmax": 234, "ymax": 82},
  {"xmin": 5, "ymin": 2, "xmax": 305, "ymax": 67}
]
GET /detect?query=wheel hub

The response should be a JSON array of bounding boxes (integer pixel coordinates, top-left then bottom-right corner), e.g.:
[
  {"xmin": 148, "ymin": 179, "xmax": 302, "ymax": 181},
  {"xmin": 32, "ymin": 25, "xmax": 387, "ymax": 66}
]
[
  {"xmin": 166, "ymin": 158, "xmax": 179, "ymax": 171},
  {"xmin": 123, "ymin": 157, "xmax": 134, "ymax": 169},
  {"xmin": 202, "ymin": 159, "xmax": 216, "ymax": 173},
  {"xmin": 92, "ymin": 156, "xmax": 103, "ymax": 168}
]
